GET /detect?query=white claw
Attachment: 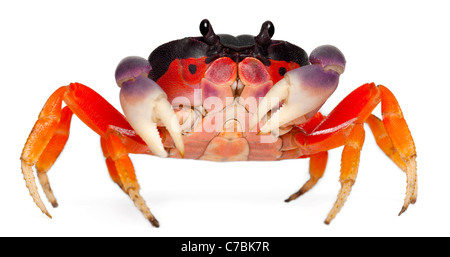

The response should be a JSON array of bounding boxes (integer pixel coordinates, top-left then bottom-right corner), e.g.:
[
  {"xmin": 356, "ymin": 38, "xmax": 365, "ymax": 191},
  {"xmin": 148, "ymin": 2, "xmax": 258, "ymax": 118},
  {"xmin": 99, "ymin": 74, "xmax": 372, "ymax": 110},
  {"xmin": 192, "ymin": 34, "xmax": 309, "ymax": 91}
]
[
  {"xmin": 249, "ymin": 79, "xmax": 289, "ymax": 132},
  {"xmin": 250, "ymin": 65, "xmax": 340, "ymax": 134},
  {"xmin": 155, "ymin": 100, "xmax": 184, "ymax": 157},
  {"xmin": 120, "ymin": 76, "xmax": 184, "ymax": 158}
]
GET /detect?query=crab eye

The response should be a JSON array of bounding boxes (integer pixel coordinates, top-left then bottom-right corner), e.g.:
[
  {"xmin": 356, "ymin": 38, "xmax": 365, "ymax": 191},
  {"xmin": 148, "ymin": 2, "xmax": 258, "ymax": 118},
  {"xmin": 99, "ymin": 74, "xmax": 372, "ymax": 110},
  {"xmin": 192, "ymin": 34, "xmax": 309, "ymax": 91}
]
[
  {"xmin": 200, "ymin": 19, "xmax": 210, "ymax": 37},
  {"xmin": 255, "ymin": 21, "xmax": 275, "ymax": 46},
  {"xmin": 265, "ymin": 21, "xmax": 275, "ymax": 38},
  {"xmin": 199, "ymin": 19, "xmax": 219, "ymax": 45}
]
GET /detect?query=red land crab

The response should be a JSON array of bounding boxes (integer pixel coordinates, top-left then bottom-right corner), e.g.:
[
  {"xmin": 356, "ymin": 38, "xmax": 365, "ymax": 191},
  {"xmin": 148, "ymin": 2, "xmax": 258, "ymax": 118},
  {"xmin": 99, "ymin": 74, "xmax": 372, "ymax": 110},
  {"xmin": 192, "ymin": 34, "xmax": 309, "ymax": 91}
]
[{"xmin": 21, "ymin": 19, "xmax": 417, "ymax": 227}]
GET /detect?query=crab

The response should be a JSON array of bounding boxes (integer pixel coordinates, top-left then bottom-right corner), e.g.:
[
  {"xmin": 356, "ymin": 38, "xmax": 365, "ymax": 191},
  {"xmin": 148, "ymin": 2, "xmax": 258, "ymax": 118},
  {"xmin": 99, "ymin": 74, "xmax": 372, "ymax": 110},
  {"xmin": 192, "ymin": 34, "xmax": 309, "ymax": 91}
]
[{"xmin": 21, "ymin": 19, "xmax": 417, "ymax": 227}]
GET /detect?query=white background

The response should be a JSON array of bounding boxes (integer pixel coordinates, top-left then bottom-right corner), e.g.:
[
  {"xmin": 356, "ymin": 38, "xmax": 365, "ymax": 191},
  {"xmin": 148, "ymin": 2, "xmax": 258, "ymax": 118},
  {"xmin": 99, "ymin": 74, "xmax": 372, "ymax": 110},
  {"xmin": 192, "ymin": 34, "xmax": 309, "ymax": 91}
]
[{"xmin": 1, "ymin": 0, "xmax": 448, "ymax": 236}]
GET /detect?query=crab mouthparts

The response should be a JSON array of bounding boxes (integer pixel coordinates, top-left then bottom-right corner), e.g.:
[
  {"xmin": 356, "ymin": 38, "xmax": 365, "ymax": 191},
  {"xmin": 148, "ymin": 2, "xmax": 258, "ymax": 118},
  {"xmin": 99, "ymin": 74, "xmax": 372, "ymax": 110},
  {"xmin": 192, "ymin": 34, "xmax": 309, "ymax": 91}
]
[{"xmin": 174, "ymin": 75, "xmax": 285, "ymax": 137}]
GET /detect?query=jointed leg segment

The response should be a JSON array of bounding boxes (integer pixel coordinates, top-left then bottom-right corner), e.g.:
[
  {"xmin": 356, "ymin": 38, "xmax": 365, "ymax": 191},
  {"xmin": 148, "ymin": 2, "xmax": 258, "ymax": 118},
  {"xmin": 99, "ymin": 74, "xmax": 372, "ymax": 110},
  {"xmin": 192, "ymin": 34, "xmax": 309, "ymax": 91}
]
[
  {"xmin": 328, "ymin": 84, "xmax": 416, "ymax": 223},
  {"xmin": 21, "ymin": 83, "xmax": 158, "ymax": 226},
  {"xmin": 379, "ymin": 85, "xmax": 417, "ymax": 214},
  {"xmin": 101, "ymin": 129, "xmax": 159, "ymax": 227},
  {"xmin": 21, "ymin": 87, "xmax": 68, "ymax": 218},
  {"xmin": 286, "ymin": 83, "xmax": 417, "ymax": 224},
  {"xmin": 285, "ymin": 151, "xmax": 328, "ymax": 202},
  {"xmin": 365, "ymin": 115, "xmax": 408, "ymax": 172},
  {"xmin": 325, "ymin": 122, "xmax": 365, "ymax": 224},
  {"xmin": 35, "ymin": 106, "xmax": 73, "ymax": 207}
]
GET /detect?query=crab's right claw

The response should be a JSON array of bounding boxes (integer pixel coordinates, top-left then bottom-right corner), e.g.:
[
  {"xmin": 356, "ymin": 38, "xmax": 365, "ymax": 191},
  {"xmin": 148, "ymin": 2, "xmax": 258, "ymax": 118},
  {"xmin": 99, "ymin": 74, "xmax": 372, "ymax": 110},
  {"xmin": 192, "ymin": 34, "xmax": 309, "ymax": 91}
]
[
  {"xmin": 116, "ymin": 56, "xmax": 184, "ymax": 158},
  {"xmin": 249, "ymin": 45, "xmax": 346, "ymax": 134}
]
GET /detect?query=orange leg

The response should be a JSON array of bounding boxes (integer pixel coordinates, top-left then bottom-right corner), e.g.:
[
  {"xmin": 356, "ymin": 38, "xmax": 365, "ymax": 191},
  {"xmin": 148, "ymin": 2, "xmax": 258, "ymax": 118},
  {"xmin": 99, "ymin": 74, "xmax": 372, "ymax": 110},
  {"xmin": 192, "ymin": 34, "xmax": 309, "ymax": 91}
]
[
  {"xmin": 21, "ymin": 87, "xmax": 67, "ymax": 218},
  {"xmin": 325, "ymin": 122, "xmax": 365, "ymax": 224},
  {"xmin": 379, "ymin": 85, "xmax": 417, "ymax": 215},
  {"xmin": 285, "ymin": 112, "xmax": 328, "ymax": 202},
  {"xmin": 35, "ymin": 106, "xmax": 73, "ymax": 207},
  {"xmin": 285, "ymin": 151, "xmax": 328, "ymax": 202},
  {"xmin": 101, "ymin": 128, "xmax": 159, "ymax": 227},
  {"xmin": 365, "ymin": 114, "xmax": 407, "ymax": 172},
  {"xmin": 20, "ymin": 83, "xmax": 155, "ymax": 224},
  {"xmin": 100, "ymin": 137, "xmax": 123, "ymax": 191},
  {"xmin": 292, "ymin": 83, "xmax": 417, "ymax": 224}
]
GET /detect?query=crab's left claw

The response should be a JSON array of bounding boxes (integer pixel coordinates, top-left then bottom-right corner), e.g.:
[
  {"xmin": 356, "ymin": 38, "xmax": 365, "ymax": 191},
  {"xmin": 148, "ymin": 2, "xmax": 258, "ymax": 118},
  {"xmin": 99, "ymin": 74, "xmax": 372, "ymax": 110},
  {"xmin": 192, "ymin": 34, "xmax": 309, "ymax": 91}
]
[
  {"xmin": 250, "ymin": 45, "xmax": 346, "ymax": 133},
  {"xmin": 116, "ymin": 56, "xmax": 184, "ymax": 158}
]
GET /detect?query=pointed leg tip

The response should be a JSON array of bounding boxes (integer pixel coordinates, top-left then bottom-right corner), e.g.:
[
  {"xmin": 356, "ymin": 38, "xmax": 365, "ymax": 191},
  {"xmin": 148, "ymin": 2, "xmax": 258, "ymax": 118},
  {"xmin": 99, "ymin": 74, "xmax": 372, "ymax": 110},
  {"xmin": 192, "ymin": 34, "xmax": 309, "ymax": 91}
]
[
  {"xmin": 284, "ymin": 194, "xmax": 299, "ymax": 203},
  {"xmin": 324, "ymin": 213, "xmax": 336, "ymax": 225},
  {"xmin": 45, "ymin": 212, "xmax": 53, "ymax": 219},
  {"xmin": 398, "ymin": 206, "xmax": 408, "ymax": 216},
  {"xmin": 22, "ymin": 161, "xmax": 53, "ymax": 220},
  {"xmin": 285, "ymin": 189, "xmax": 308, "ymax": 203},
  {"xmin": 150, "ymin": 218, "xmax": 160, "ymax": 228}
]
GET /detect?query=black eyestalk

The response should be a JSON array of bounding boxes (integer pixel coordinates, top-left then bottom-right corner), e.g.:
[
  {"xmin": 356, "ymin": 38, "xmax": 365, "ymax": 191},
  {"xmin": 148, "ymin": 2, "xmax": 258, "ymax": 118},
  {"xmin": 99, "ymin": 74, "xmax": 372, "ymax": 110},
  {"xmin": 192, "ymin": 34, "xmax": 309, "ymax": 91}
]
[
  {"xmin": 199, "ymin": 19, "xmax": 219, "ymax": 45},
  {"xmin": 255, "ymin": 21, "xmax": 275, "ymax": 46}
]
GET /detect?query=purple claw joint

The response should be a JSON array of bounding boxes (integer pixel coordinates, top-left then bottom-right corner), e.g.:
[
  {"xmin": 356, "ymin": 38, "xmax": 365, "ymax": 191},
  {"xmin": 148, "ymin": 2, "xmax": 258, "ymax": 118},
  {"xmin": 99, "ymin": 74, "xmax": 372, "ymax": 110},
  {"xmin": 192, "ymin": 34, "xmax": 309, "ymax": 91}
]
[
  {"xmin": 115, "ymin": 56, "xmax": 152, "ymax": 88},
  {"xmin": 310, "ymin": 44, "xmax": 346, "ymax": 75},
  {"xmin": 117, "ymin": 56, "xmax": 184, "ymax": 158}
]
